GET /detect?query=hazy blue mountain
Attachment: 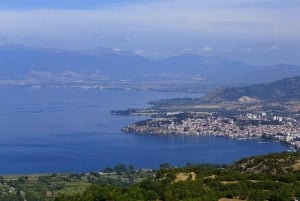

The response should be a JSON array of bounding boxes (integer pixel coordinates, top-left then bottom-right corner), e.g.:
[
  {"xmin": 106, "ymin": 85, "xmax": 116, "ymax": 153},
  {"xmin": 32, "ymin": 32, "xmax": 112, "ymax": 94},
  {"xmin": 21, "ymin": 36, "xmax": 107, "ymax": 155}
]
[
  {"xmin": 155, "ymin": 54, "xmax": 254, "ymax": 83},
  {"xmin": 0, "ymin": 45, "xmax": 300, "ymax": 84},
  {"xmin": 0, "ymin": 45, "xmax": 151, "ymax": 80}
]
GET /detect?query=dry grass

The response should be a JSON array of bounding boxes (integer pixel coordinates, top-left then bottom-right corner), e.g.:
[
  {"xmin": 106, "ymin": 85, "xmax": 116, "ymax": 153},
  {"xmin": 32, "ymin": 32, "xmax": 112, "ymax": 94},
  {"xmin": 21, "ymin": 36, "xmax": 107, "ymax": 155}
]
[
  {"xmin": 175, "ymin": 172, "xmax": 196, "ymax": 182},
  {"xmin": 291, "ymin": 160, "xmax": 300, "ymax": 170},
  {"xmin": 204, "ymin": 175, "xmax": 216, "ymax": 179},
  {"xmin": 220, "ymin": 181, "xmax": 239, "ymax": 185}
]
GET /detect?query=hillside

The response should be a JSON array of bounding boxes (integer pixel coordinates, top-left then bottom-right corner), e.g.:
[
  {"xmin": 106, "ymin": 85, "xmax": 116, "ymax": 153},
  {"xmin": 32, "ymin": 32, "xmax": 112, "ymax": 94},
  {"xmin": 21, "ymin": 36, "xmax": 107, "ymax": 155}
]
[
  {"xmin": 54, "ymin": 152, "xmax": 300, "ymax": 201},
  {"xmin": 233, "ymin": 152, "xmax": 300, "ymax": 174},
  {"xmin": 2, "ymin": 152, "xmax": 300, "ymax": 201},
  {"xmin": 202, "ymin": 76, "xmax": 300, "ymax": 103}
]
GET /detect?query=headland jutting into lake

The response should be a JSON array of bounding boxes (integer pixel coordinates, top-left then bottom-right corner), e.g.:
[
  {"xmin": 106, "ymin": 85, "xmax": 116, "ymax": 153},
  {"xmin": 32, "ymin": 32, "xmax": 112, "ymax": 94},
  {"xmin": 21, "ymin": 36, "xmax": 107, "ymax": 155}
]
[
  {"xmin": 121, "ymin": 111, "xmax": 300, "ymax": 150},
  {"xmin": 114, "ymin": 76, "xmax": 300, "ymax": 151}
]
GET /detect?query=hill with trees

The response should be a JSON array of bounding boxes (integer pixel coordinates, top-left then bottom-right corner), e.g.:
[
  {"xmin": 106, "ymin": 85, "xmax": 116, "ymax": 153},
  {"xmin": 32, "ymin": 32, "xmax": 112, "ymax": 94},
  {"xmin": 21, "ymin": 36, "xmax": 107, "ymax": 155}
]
[
  {"xmin": 201, "ymin": 75, "xmax": 300, "ymax": 103},
  {"xmin": 2, "ymin": 152, "xmax": 299, "ymax": 201}
]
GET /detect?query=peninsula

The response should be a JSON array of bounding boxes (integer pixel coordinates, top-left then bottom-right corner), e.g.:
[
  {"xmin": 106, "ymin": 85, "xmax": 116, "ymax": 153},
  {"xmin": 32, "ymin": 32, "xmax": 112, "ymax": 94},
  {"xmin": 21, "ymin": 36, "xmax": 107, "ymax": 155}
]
[{"xmin": 114, "ymin": 76, "xmax": 300, "ymax": 150}]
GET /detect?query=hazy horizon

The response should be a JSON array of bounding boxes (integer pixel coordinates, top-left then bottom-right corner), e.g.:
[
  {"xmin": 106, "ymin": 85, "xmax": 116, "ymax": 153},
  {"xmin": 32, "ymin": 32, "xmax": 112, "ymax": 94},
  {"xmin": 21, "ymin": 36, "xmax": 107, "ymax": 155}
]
[{"xmin": 0, "ymin": 0, "xmax": 300, "ymax": 65}]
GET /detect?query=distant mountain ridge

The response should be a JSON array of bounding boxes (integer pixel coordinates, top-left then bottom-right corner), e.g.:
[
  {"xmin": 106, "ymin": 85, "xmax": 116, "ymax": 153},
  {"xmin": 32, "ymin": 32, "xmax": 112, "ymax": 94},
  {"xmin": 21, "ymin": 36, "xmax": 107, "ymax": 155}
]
[
  {"xmin": 202, "ymin": 76, "xmax": 300, "ymax": 102},
  {"xmin": 0, "ymin": 45, "xmax": 300, "ymax": 85}
]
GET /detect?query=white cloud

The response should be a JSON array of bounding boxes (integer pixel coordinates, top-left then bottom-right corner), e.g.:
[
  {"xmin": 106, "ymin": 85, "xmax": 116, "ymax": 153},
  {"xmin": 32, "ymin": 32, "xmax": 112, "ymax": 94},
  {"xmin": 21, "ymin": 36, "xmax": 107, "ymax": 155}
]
[
  {"xmin": 266, "ymin": 46, "xmax": 279, "ymax": 51},
  {"xmin": 200, "ymin": 46, "xmax": 213, "ymax": 52},
  {"xmin": 134, "ymin": 49, "xmax": 146, "ymax": 55}
]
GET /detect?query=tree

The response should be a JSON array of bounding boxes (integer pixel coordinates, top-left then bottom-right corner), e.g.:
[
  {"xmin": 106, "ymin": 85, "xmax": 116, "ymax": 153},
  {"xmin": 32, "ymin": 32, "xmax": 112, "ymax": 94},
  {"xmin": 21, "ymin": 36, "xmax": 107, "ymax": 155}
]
[
  {"xmin": 144, "ymin": 190, "xmax": 157, "ymax": 201},
  {"xmin": 160, "ymin": 162, "xmax": 171, "ymax": 169},
  {"xmin": 114, "ymin": 164, "xmax": 127, "ymax": 174},
  {"xmin": 103, "ymin": 167, "xmax": 114, "ymax": 173},
  {"xmin": 129, "ymin": 164, "xmax": 135, "ymax": 173},
  {"xmin": 0, "ymin": 176, "xmax": 4, "ymax": 183}
]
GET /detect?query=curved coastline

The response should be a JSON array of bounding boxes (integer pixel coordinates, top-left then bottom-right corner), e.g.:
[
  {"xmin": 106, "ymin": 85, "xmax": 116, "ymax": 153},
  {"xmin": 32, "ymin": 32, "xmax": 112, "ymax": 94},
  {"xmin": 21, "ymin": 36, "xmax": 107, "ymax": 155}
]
[
  {"xmin": 123, "ymin": 129, "xmax": 296, "ymax": 152},
  {"xmin": 121, "ymin": 112, "xmax": 300, "ymax": 152}
]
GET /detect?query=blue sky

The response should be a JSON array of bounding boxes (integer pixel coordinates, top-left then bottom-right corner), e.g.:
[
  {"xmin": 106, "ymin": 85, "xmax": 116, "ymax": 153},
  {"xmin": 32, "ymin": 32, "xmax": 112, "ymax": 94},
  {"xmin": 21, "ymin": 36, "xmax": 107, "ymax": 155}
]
[
  {"xmin": 0, "ymin": 0, "xmax": 300, "ymax": 65},
  {"xmin": 0, "ymin": 0, "xmax": 142, "ymax": 9}
]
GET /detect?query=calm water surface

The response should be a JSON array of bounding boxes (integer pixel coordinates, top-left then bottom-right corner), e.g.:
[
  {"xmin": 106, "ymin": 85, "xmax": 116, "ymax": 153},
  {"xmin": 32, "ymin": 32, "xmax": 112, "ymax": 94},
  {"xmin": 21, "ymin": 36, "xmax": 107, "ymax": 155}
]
[{"xmin": 0, "ymin": 87, "xmax": 288, "ymax": 174}]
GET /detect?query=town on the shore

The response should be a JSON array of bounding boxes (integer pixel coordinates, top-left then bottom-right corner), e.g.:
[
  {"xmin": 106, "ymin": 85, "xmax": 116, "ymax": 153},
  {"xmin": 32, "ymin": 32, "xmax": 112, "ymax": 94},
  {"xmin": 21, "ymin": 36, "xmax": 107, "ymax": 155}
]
[{"xmin": 122, "ymin": 111, "xmax": 300, "ymax": 151}]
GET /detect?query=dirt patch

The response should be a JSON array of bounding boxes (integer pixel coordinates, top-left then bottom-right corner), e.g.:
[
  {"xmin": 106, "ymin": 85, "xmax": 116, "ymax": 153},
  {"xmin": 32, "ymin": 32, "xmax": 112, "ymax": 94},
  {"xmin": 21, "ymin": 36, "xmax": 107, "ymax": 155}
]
[
  {"xmin": 204, "ymin": 175, "xmax": 216, "ymax": 179},
  {"xmin": 175, "ymin": 172, "xmax": 196, "ymax": 182},
  {"xmin": 291, "ymin": 160, "xmax": 300, "ymax": 170},
  {"xmin": 220, "ymin": 181, "xmax": 239, "ymax": 185}
]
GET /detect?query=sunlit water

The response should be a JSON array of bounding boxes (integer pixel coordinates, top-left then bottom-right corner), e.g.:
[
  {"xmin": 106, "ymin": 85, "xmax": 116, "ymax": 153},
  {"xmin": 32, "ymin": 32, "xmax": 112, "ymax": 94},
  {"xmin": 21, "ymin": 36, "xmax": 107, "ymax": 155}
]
[{"xmin": 0, "ymin": 87, "xmax": 288, "ymax": 174}]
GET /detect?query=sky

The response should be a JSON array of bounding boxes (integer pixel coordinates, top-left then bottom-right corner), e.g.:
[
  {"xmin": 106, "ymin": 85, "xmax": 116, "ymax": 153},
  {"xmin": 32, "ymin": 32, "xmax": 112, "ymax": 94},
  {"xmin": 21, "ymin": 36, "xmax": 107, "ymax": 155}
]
[{"xmin": 0, "ymin": 0, "xmax": 300, "ymax": 65}]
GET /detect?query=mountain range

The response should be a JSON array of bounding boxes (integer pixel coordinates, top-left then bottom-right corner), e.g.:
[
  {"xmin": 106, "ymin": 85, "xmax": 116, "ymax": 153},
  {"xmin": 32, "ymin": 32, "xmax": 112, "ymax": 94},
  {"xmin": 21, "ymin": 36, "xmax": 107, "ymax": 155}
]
[{"xmin": 1, "ymin": 45, "xmax": 300, "ymax": 85}]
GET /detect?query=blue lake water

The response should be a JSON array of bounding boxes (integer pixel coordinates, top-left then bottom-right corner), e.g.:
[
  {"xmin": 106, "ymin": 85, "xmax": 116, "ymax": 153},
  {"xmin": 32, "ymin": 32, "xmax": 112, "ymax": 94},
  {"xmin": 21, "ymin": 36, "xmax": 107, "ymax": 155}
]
[{"xmin": 0, "ymin": 87, "xmax": 288, "ymax": 174}]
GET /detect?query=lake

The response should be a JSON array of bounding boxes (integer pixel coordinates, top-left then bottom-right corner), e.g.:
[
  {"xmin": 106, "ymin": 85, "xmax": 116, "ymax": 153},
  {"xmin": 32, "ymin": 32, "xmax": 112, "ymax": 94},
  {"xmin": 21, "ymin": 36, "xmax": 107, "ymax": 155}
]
[{"xmin": 0, "ymin": 87, "xmax": 288, "ymax": 174}]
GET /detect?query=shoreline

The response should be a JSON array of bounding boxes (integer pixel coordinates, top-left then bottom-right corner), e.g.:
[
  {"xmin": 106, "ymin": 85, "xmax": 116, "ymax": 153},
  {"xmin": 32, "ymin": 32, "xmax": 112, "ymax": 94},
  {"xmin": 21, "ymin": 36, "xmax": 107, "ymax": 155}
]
[
  {"xmin": 122, "ymin": 129, "xmax": 297, "ymax": 152},
  {"xmin": 121, "ymin": 110, "xmax": 300, "ymax": 152}
]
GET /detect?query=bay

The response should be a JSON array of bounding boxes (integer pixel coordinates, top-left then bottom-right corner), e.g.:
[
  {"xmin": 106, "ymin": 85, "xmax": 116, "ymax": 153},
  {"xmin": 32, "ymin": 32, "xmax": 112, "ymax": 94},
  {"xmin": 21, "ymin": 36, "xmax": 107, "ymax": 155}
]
[{"xmin": 0, "ymin": 87, "xmax": 288, "ymax": 174}]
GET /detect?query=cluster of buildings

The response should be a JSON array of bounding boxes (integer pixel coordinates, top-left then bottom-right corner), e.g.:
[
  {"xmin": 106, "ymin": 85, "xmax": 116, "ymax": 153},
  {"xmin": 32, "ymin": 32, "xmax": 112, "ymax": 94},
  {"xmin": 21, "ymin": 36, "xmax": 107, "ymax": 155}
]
[{"xmin": 123, "ymin": 112, "xmax": 300, "ymax": 150}]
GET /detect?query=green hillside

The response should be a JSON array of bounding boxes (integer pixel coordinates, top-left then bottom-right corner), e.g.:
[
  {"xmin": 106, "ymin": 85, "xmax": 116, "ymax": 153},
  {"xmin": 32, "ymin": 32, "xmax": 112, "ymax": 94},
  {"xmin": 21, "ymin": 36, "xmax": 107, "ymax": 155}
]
[
  {"xmin": 2, "ymin": 152, "xmax": 298, "ymax": 201},
  {"xmin": 54, "ymin": 152, "xmax": 300, "ymax": 201},
  {"xmin": 202, "ymin": 76, "xmax": 300, "ymax": 102}
]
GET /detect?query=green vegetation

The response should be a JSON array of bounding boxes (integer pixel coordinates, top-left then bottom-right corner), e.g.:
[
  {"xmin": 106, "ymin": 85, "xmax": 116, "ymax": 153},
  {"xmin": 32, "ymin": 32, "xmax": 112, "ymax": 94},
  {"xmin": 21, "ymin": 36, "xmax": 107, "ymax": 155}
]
[
  {"xmin": 202, "ymin": 76, "xmax": 300, "ymax": 103},
  {"xmin": 0, "ymin": 165, "xmax": 154, "ymax": 201},
  {"xmin": 112, "ymin": 76, "xmax": 300, "ymax": 118},
  {"xmin": 2, "ymin": 152, "xmax": 300, "ymax": 201}
]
